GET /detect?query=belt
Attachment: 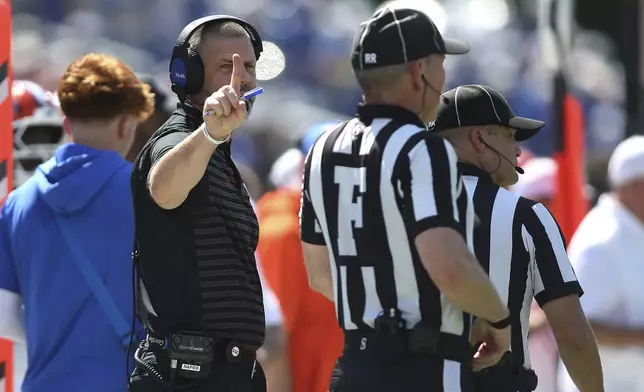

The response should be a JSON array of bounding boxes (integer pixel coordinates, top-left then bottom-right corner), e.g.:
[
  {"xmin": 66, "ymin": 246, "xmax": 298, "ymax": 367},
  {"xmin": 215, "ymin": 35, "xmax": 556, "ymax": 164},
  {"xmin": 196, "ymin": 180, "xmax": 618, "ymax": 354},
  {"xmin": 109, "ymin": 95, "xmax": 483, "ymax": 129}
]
[
  {"xmin": 344, "ymin": 330, "xmax": 472, "ymax": 363},
  {"xmin": 146, "ymin": 333, "xmax": 257, "ymax": 364}
]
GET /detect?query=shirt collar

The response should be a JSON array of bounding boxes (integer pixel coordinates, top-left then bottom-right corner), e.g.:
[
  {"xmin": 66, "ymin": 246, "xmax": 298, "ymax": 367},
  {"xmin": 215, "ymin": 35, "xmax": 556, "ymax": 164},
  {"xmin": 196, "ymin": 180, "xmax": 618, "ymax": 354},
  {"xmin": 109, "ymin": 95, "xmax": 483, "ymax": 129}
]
[
  {"xmin": 356, "ymin": 104, "xmax": 426, "ymax": 128},
  {"xmin": 458, "ymin": 162, "xmax": 494, "ymax": 183},
  {"xmin": 177, "ymin": 102, "xmax": 203, "ymax": 126}
]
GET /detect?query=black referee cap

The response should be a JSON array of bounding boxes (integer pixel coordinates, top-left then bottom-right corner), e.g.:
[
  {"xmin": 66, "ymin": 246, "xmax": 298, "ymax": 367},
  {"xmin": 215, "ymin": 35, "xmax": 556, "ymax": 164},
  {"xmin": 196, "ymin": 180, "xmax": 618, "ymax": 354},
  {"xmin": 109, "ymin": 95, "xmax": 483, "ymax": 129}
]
[
  {"xmin": 430, "ymin": 85, "xmax": 545, "ymax": 141},
  {"xmin": 351, "ymin": 6, "xmax": 470, "ymax": 71}
]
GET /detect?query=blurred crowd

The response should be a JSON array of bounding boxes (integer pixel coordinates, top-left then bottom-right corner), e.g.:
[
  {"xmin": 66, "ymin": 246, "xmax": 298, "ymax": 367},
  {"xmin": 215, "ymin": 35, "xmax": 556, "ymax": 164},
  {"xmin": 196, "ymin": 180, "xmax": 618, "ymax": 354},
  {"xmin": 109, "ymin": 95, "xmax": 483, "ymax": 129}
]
[
  {"xmin": 5, "ymin": 0, "xmax": 643, "ymax": 391},
  {"xmin": 10, "ymin": 0, "xmax": 627, "ymax": 197}
]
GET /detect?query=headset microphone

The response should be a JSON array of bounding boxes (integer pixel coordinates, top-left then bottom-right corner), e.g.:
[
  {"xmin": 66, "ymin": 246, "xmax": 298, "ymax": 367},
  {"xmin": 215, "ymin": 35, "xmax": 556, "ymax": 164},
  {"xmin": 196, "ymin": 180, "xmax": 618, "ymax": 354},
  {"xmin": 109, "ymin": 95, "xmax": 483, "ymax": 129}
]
[
  {"xmin": 478, "ymin": 136, "xmax": 524, "ymax": 174},
  {"xmin": 421, "ymin": 75, "xmax": 442, "ymax": 96}
]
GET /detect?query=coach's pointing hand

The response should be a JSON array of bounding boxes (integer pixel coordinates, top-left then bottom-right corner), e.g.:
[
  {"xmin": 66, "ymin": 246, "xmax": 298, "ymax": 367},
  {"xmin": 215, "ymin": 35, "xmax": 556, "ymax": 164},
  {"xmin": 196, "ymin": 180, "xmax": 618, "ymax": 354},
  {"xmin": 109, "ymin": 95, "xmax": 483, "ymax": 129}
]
[{"xmin": 203, "ymin": 53, "xmax": 248, "ymax": 141}]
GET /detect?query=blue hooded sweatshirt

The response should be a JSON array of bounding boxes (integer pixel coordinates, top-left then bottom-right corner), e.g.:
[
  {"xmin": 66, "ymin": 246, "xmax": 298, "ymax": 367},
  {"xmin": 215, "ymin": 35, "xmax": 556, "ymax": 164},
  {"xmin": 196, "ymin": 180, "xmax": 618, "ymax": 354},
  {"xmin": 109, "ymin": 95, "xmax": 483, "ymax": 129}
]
[{"xmin": 0, "ymin": 143, "xmax": 135, "ymax": 392}]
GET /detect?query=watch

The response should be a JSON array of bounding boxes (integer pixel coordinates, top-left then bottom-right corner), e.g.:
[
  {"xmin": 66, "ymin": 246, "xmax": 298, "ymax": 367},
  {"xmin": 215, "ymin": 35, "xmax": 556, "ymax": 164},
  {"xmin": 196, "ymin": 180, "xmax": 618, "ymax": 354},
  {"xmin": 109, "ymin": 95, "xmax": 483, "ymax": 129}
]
[{"xmin": 487, "ymin": 315, "xmax": 511, "ymax": 329}]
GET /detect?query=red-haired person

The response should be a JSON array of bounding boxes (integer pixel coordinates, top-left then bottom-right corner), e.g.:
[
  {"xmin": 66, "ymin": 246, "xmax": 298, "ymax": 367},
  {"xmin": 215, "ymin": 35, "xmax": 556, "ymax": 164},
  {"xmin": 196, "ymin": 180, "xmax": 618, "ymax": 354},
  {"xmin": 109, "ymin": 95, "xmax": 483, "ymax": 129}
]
[{"xmin": 0, "ymin": 53, "xmax": 154, "ymax": 392}]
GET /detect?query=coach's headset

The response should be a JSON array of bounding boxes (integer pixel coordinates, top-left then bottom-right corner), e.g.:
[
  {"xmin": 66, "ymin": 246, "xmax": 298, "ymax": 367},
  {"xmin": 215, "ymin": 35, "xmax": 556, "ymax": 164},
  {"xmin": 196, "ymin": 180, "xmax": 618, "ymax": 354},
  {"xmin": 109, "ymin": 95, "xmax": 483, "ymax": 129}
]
[{"xmin": 169, "ymin": 15, "xmax": 264, "ymax": 101}]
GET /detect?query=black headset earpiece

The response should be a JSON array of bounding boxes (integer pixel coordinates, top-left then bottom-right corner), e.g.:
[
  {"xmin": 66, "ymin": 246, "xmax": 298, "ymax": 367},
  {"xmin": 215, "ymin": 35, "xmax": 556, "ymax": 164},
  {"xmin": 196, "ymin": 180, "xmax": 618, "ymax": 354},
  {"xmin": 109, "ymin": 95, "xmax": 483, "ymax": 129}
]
[{"xmin": 169, "ymin": 15, "xmax": 264, "ymax": 101}]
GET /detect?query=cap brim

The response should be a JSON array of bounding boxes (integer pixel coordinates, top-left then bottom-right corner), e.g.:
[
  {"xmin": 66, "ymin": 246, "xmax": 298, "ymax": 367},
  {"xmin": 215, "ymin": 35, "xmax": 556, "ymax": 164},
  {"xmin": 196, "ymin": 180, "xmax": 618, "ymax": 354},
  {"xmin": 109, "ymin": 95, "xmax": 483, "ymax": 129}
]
[
  {"xmin": 443, "ymin": 38, "xmax": 470, "ymax": 55},
  {"xmin": 508, "ymin": 116, "xmax": 545, "ymax": 141}
]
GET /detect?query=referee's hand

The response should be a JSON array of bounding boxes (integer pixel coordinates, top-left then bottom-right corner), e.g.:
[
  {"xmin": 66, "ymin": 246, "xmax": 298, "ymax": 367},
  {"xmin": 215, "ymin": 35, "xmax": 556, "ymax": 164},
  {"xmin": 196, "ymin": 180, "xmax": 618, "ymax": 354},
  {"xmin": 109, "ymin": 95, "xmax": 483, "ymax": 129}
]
[
  {"xmin": 469, "ymin": 318, "xmax": 511, "ymax": 372},
  {"xmin": 202, "ymin": 53, "xmax": 248, "ymax": 140}
]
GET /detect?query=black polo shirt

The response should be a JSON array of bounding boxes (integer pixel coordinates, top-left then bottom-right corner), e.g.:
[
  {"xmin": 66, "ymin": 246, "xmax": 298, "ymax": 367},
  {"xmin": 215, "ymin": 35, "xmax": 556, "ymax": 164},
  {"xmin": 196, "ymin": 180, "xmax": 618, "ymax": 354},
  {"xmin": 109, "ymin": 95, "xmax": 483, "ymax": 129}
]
[{"xmin": 131, "ymin": 104, "xmax": 265, "ymax": 350}]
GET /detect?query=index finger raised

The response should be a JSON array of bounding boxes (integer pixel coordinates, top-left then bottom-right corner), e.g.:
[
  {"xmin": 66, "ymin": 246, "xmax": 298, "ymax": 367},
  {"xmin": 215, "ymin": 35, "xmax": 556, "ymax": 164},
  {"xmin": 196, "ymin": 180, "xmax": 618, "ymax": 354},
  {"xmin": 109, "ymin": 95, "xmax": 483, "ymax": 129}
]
[{"xmin": 229, "ymin": 53, "xmax": 244, "ymax": 94}]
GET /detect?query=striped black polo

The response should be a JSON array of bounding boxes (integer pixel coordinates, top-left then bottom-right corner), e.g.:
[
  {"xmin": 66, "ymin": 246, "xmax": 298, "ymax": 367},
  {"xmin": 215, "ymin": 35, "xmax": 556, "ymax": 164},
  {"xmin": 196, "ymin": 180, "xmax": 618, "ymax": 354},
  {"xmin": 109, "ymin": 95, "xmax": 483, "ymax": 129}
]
[
  {"xmin": 460, "ymin": 163, "xmax": 583, "ymax": 367},
  {"xmin": 300, "ymin": 104, "xmax": 474, "ymax": 343},
  {"xmin": 131, "ymin": 105, "xmax": 265, "ymax": 350}
]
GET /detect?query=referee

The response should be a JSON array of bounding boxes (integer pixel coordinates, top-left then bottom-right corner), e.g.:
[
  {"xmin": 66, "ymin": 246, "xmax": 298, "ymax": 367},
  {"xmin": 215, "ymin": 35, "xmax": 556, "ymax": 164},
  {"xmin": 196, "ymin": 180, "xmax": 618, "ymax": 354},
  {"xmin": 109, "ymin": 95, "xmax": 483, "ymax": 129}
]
[
  {"xmin": 430, "ymin": 84, "xmax": 604, "ymax": 392},
  {"xmin": 300, "ymin": 7, "xmax": 512, "ymax": 391}
]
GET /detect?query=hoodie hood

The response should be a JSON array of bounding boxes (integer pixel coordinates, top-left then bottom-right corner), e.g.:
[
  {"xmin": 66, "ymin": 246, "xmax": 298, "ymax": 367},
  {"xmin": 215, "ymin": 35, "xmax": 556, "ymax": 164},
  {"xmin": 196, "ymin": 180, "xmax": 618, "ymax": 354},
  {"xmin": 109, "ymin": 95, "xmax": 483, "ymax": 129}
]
[{"xmin": 35, "ymin": 143, "xmax": 130, "ymax": 213}]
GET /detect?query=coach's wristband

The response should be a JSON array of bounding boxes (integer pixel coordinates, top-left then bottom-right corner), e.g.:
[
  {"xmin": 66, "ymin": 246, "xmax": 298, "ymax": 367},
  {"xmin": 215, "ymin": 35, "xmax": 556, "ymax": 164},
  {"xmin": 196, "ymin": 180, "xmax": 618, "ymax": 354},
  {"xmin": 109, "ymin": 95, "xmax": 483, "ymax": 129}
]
[
  {"xmin": 202, "ymin": 124, "xmax": 231, "ymax": 145},
  {"xmin": 487, "ymin": 315, "xmax": 511, "ymax": 329}
]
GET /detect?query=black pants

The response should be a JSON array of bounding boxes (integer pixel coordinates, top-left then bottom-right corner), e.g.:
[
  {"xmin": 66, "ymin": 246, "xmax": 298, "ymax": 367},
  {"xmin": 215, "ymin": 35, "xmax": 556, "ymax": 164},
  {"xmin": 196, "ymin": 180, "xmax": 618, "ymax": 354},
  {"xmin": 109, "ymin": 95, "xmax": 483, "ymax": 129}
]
[
  {"xmin": 129, "ymin": 341, "xmax": 266, "ymax": 392},
  {"xmin": 331, "ymin": 349, "xmax": 449, "ymax": 391},
  {"xmin": 461, "ymin": 367, "xmax": 534, "ymax": 392}
]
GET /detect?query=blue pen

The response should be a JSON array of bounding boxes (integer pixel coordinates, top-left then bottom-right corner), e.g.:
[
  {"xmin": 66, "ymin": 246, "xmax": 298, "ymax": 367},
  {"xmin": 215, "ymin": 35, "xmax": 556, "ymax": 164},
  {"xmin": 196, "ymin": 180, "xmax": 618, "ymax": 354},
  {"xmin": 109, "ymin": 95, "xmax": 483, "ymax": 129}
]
[
  {"xmin": 242, "ymin": 87, "xmax": 264, "ymax": 100},
  {"xmin": 204, "ymin": 87, "xmax": 264, "ymax": 116}
]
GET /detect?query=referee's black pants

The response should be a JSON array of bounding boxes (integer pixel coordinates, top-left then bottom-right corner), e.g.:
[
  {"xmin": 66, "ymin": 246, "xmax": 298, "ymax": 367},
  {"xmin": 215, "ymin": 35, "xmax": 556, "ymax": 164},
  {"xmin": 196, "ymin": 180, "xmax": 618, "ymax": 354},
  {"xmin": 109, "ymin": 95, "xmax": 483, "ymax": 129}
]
[
  {"xmin": 461, "ymin": 368, "xmax": 518, "ymax": 392},
  {"xmin": 128, "ymin": 339, "xmax": 266, "ymax": 392},
  {"xmin": 331, "ymin": 332, "xmax": 455, "ymax": 391},
  {"xmin": 461, "ymin": 364, "xmax": 538, "ymax": 392}
]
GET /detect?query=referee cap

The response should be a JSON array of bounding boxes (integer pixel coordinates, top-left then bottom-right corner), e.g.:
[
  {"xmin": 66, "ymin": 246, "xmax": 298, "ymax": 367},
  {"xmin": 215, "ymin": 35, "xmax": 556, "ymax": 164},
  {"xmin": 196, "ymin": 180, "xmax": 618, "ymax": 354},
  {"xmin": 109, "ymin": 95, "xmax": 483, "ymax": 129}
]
[
  {"xmin": 430, "ymin": 85, "xmax": 545, "ymax": 141},
  {"xmin": 351, "ymin": 6, "xmax": 470, "ymax": 71}
]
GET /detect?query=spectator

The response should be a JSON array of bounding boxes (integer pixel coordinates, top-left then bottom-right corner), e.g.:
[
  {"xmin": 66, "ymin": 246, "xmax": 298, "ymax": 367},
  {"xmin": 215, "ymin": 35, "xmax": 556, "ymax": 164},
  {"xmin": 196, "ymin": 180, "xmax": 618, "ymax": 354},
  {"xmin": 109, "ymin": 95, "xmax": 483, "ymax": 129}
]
[
  {"xmin": 125, "ymin": 74, "xmax": 173, "ymax": 162},
  {"xmin": 254, "ymin": 238, "xmax": 292, "ymax": 392},
  {"xmin": 257, "ymin": 122, "xmax": 344, "ymax": 392},
  {"xmin": 0, "ymin": 53, "xmax": 154, "ymax": 392},
  {"xmin": 558, "ymin": 135, "xmax": 644, "ymax": 392}
]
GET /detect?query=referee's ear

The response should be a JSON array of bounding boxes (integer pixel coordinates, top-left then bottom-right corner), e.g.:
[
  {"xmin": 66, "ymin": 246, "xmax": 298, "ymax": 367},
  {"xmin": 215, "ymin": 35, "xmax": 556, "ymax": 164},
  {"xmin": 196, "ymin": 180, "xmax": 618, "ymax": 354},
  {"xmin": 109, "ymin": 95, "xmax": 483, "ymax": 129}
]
[{"xmin": 470, "ymin": 128, "xmax": 487, "ymax": 153}]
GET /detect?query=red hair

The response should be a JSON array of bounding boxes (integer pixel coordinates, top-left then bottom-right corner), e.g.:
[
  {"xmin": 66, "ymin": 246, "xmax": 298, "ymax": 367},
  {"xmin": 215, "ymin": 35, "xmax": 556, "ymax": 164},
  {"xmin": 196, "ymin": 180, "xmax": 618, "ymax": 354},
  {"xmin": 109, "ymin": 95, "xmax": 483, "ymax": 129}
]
[{"xmin": 58, "ymin": 53, "xmax": 155, "ymax": 121}]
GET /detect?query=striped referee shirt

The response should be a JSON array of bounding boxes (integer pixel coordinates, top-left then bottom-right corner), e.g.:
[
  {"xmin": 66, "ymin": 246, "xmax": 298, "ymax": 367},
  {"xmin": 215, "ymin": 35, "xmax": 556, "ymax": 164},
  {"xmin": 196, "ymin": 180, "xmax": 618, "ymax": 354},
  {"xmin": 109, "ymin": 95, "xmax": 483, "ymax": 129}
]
[
  {"xmin": 300, "ymin": 105, "xmax": 474, "ymax": 343},
  {"xmin": 460, "ymin": 163, "xmax": 583, "ymax": 367}
]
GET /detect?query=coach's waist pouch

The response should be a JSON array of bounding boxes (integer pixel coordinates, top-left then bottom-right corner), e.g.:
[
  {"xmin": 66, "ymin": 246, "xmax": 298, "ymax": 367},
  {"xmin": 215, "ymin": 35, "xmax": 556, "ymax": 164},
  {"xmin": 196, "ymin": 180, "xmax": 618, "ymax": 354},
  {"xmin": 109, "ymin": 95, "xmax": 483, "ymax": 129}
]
[
  {"xmin": 344, "ymin": 314, "xmax": 472, "ymax": 363},
  {"xmin": 134, "ymin": 330, "xmax": 256, "ymax": 390}
]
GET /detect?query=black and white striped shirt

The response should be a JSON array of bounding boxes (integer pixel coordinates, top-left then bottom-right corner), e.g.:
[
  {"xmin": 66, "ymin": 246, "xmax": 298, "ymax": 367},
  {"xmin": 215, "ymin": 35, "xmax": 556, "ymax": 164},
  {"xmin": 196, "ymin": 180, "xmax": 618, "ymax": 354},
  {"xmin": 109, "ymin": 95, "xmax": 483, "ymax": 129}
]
[
  {"xmin": 460, "ymin": 163, "xmax": 583, "ymax": 368},
  {"xmin": 300, "ymin": 105, "xmax": 474, "ymax": 342}
]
